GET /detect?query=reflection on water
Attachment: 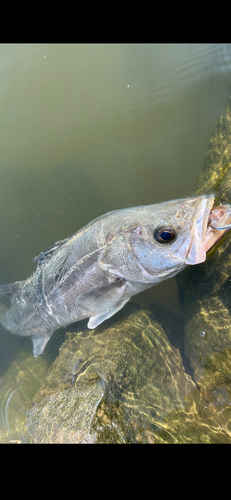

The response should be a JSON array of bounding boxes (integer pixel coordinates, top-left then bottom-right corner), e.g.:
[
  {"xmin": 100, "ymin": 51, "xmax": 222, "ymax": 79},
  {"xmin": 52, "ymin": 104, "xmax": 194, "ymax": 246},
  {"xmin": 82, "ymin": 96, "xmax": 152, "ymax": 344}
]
[{"xmin": 1, "ymin": 44, "xmax": 231, "ymax": 442}]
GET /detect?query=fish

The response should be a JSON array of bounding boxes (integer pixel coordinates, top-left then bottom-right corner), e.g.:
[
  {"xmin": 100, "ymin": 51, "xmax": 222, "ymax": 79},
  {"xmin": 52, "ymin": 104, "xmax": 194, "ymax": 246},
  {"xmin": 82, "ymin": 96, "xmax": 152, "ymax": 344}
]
[{"xmin": 0, "ymin": 194, "xmax": 231, "ymax": 358}]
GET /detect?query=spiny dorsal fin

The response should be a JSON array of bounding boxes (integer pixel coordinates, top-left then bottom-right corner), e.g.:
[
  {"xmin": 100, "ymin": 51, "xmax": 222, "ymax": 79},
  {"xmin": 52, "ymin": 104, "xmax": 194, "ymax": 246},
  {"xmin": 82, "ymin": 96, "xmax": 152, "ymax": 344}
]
[{"xmin": 32, "ymin": 236, "xmax": 72, "ymax": 267}]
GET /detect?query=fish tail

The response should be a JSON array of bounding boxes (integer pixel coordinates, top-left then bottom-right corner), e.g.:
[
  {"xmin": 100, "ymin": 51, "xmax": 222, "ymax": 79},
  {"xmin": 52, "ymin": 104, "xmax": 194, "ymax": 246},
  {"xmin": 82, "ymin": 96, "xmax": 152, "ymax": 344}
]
[{"xmin": 0, "ymin": 281, "xmax": 25, "ymax": 298}]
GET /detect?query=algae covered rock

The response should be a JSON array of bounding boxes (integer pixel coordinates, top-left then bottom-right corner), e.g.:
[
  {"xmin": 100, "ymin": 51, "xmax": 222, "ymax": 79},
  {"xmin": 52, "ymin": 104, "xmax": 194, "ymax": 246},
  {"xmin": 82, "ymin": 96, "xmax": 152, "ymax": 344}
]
[
  {"xmin": 154, "ymin": 346, "xmax": 231, "ymax": 443},
  {"xmin": 0, "ymin": 350, "xmax": 48, "ymax": 443},
  {"xmin": 26, "ymin": 305, "xmax": 195, "ymax": 443},
  {"xmin": 177, "ymin": 96, "xmax": 231, "ymax": 383}
]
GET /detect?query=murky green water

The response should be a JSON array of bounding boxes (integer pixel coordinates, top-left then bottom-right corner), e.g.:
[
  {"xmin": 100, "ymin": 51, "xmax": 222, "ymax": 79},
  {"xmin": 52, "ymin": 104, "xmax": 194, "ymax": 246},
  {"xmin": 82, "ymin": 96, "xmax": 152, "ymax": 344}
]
[{"xmin": 1, "ymin": 43, "xmax": 231, "ymax": 442}]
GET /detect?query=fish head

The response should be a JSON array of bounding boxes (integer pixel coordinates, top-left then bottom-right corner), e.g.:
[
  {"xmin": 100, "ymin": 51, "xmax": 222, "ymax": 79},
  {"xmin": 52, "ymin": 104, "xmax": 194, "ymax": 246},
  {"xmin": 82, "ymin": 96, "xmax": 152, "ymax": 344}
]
[{"xmin": 102, "ymin": 195, "xmax": 231, "ymax": 283}]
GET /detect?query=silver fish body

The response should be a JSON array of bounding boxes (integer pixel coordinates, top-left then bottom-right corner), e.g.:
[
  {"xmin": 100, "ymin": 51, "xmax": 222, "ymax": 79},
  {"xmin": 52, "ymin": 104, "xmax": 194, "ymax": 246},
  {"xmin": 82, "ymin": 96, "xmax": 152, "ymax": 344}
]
[{"xmin": 0, "ymin": 194, "xmax": 231, "ymax": 357}]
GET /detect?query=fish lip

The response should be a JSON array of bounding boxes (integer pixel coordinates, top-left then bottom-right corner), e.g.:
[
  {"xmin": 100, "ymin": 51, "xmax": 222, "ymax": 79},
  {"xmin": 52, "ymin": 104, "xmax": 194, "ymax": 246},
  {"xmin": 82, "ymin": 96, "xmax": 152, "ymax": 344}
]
[
  {"xmin": 205, "ymin": 203, "xmax": 231, "ymax": 253},
  {"xmin": 185, "ymin": 195, "xmax": 231, "ymax": 265},
  {"xmin": 185, "ymin": 195, "xmax": 215, "ymax": 265},
  {"xmin": 207, "ymin": 204, "xmax": 231, "ymax": 230}
]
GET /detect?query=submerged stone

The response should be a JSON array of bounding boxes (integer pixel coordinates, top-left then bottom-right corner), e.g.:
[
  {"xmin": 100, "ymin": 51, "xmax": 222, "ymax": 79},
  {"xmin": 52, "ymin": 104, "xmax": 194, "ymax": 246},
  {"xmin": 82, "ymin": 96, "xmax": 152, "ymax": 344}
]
[
  {"xmin": 26, "ymin": 305, "xmax": 195, "ymax": 443},
  {"xmin": 154, "ymin": 346, "xmax": 231, "ymax": 443},
  {"xmin": 0, "ymin": 350, "xmax": 47, "ymax": 443}
]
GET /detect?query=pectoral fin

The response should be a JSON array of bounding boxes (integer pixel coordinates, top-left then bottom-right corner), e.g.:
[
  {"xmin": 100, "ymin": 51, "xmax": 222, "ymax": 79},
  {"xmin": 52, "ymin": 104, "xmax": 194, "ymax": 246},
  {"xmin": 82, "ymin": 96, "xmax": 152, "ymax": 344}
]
[
  {"xmin": 79, "ymin": 278, "xmax": 128, "ymax": 329},
  {"xmin": 82, "ymin": 278, "xmax": 126, "ymax": 310},
  {"xmin": 88, "ymin": 298, "xmax": 129, "ymax": 329}
]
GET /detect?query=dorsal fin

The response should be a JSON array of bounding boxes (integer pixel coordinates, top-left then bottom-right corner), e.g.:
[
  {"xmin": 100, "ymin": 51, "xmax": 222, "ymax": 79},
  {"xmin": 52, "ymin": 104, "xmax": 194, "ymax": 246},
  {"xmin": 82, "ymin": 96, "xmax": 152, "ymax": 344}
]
[{"xmin": 32, "ymin": 235, "xmax": 72, "ymax": 271}]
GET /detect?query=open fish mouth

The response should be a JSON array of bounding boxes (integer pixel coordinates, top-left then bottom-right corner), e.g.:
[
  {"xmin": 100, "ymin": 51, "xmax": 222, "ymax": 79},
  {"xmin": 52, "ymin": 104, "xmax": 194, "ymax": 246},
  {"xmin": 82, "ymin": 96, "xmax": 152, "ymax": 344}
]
[
  {"xmin": 206, "ymin": 201, "xmax": 231, "ymax": 252},
  {"xmin": 185, "ymin": 195, "xmax": 231, "ymax": 265}
]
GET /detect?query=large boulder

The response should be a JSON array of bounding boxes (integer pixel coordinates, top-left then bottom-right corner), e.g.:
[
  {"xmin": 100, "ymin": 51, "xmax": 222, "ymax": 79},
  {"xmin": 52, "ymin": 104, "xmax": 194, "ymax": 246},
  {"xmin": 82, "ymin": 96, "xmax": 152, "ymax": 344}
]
[
  {"xmin": 26, "ymin": 305, "xmax": 195, "ymax": 443},
  {"xmin": 154, "ymin": 346, "xmax": 231, "ymax": 443}
]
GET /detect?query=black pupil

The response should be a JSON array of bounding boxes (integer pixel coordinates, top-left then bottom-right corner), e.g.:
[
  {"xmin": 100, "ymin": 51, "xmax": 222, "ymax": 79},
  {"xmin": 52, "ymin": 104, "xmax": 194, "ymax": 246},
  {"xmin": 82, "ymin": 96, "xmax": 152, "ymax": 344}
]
[
  {"xmin": 161, "ymin": 230, "xmax": 172, "ymax": 241},
  {"xmin": 154, "ymin": 228, "xmax": 175, "ymax": 243}
]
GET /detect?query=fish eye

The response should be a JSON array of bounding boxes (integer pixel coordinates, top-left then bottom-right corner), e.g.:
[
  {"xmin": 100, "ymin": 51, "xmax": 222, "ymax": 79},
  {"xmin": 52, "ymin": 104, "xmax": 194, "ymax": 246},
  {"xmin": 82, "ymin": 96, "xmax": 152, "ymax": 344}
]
[{"xmin": 153, "ymin": 227, "xmax": 176, "ymax": 243}]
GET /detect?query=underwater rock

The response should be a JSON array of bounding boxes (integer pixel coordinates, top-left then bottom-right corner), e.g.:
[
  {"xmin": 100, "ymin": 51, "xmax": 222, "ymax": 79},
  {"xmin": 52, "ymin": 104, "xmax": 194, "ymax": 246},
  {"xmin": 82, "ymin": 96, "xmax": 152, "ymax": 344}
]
[
  {"xmin": 154, "ymin": 346, "xmax": 231, "ymax": 443},
  {"xmin": 177, "ymin": 95, "xmax": 231, "ymax": 383},
  {"xmin": 26, "ymin": 305, "xmax": 195, "ymax": 443},
  {"xmin": 0, "ymin": 350, "xmax": 47, "ymax": 443}
]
